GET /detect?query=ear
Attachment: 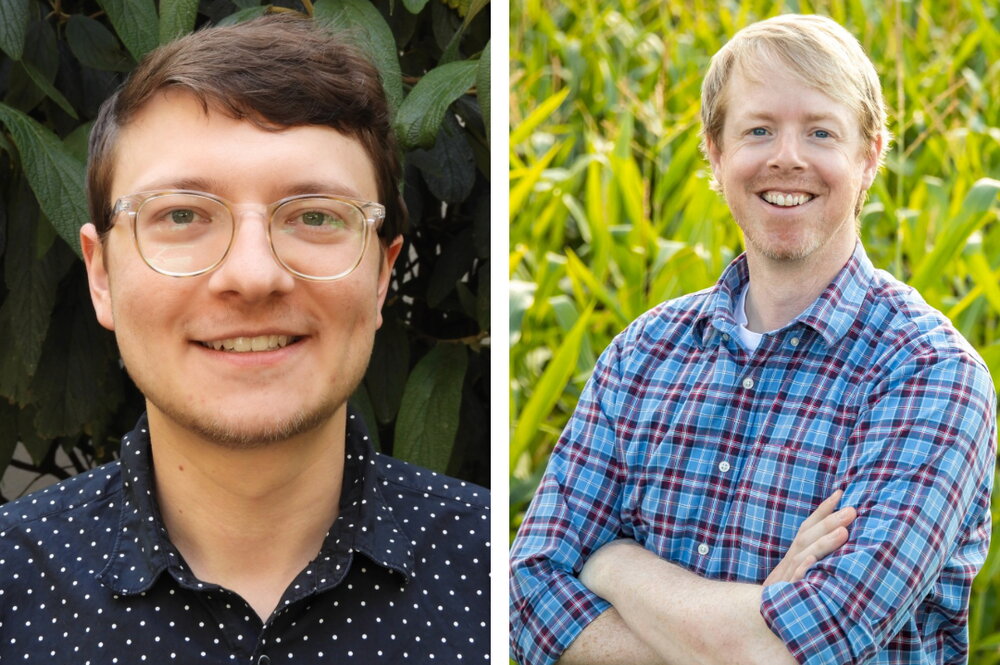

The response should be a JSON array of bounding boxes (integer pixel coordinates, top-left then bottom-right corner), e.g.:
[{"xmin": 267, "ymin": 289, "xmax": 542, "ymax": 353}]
[
  {"xmin": 80, "ymin": 223, "xmax": 115, "ymax": 331},
  {"xmin": 375, "ymin": 235, "xmax": 404, "ymax": 328},
  {"xmin": 705, "ymin": 135, "xmax": 723, "ymax": 178},
  {"xmin": 860, "ymin": 133, "xmax": 884, "ymax": 190}
]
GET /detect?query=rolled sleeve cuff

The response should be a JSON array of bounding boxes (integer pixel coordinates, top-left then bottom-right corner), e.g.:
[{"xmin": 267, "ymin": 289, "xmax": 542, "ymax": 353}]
[
  {"xmin": 511, "ymin": 570, "xmax": 613, "ymax": 665},
  {"xmin": 761, "ymin": 581, "xmax": 868, "ymax": 665}
]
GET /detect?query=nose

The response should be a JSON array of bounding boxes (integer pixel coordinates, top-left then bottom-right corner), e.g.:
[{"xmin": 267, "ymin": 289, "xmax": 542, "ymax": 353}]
[
  {"xmin": 767, "ymin": 132, "xmax": 807, "ymax": 171},
  {"xmin": 206, "ymin": 209, "xmax": 295, "ymax": 301}
]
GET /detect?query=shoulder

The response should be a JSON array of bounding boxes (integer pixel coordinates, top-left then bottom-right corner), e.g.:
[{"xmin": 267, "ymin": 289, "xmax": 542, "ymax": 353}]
[
  {"xmin": 372, "ymin": 454, "xmax": 489, "ymax": 578},
  {"xmin": 619, "ymin": 287, "xmax": 712, "ymax": 348},
  {"xmin": 864, "ymin": 269, "xmax": 988, "ymax": 372},
  {"xmin": 0, "ymin": 462, "xmax": 123, "ymax": 589},
  {"xmin": 593, "ymin": 286, "xmax": 714, "ymax": 382},
  {"xmin": 373, "ymin": 453, "xmax": 489, "ymax": 511},
  {"xmin": 0, "ymin": 461, "xmax": 123, "ymax": 536},
  {"xmin": 846, "ymin": 270, "xmax": 996, "ymax": 424}
]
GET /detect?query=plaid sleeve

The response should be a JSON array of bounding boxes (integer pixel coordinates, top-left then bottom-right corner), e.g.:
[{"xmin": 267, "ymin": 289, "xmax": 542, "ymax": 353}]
[
  {"xmin": 510, "ymin": 338, "xmax": 630, "ymax": 665},
  {"xmin": 761, "ymin": 350, "xmax": 996, "ymax": 664}
]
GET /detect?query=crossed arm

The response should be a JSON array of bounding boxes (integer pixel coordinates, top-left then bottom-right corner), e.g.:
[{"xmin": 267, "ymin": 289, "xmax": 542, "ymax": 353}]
[
  {"xmin": 511, "ymin": 337, "xmax": 995, "ymax": 665},
  {"xmin": 559, "ymin": 491, "xmax": 856, "ymax": 665}
]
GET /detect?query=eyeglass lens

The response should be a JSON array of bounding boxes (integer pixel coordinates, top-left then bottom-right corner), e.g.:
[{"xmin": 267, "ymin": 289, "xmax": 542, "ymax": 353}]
[{"xmin": 134, "ymin": 193, "xmax": 368, "ymax": 279}]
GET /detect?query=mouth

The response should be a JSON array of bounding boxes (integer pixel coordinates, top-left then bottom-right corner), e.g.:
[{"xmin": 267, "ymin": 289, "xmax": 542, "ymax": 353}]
[
  {"xmin": 197, "ymin": 334, "xmax": 303, "ymax": 353},
  {"xmin": 759, "ymin": 191, "xmax": 816, "ymax": 208}
]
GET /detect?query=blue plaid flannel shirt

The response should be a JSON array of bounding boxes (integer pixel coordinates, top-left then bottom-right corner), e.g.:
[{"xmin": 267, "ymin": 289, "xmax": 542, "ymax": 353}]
[{"xmin": 510, "ymin": 243, "xmax": 996, "ymax": 665}]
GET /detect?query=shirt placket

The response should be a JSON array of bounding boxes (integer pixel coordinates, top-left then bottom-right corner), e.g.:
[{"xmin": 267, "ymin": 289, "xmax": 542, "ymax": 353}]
[{"xmin": 699, "ymin": 333, "xmax": 787, "ymax": 574}]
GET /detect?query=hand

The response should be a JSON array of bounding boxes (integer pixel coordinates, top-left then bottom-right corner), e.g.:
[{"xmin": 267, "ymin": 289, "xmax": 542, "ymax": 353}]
[{"xmin": 764, "ymin": 489, "xmax": 856, "ymax": 587}]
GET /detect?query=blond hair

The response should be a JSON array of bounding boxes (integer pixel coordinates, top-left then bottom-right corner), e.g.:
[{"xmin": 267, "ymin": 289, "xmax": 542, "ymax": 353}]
[{"xmin": 700, "ymin": 14, "xmax": 891, "ymax": 185}]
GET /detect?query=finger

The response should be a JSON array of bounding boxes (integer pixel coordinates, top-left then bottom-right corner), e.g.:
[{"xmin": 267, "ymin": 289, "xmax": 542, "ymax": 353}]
[
  {"xmin": 796, "ymin": 489, "xmax": 844, "ymax": 532},
  {"xmin": 789, "ymin": 526, "xmax": 852, "ymax": 582},
  {"xmin": 803, "ymin": 525, "xmax": 850, "ymax": 563},
  {"xmin": 795, "ymin": 503, "xmax": 856, "ymax": 549},
  {"xmin": 791, "ymin": 554, "xmax": 817, "ymax": 582}
]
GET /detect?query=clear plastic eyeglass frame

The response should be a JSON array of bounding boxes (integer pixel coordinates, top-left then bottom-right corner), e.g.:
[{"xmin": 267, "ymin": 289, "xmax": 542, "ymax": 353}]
[{"xmin": 110, "ymin": 190, "xmax": 386, "ymax": 281}]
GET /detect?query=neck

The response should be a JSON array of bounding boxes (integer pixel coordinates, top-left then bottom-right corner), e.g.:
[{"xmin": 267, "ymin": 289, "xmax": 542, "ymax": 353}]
[
  {"xmin": 147, "ymin": 405, "xmax": 346, "ymax": 621},
  {"xmin": 743, "ymin": 239, "xmax": 855, "ymax": 333}
]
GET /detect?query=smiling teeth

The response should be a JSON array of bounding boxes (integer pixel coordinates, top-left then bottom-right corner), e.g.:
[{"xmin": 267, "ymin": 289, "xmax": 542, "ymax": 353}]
[
  {"xmin": 762, "ymin": 192, "xmax": 813, "ymax": 207},
  {"xmin": 204, "ymin": 335, "xmax": 293, "ymax": 352}
]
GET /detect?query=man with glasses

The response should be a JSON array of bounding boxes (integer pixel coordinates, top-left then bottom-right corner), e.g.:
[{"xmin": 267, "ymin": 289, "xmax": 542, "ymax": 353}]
[{"xmin": 0, "ymin": 15, "xmax": 489, "ymax": 662}]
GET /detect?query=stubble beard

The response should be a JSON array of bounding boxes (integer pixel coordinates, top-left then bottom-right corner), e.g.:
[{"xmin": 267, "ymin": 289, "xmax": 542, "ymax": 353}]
[
  {"xmin": 151, "ymin": 394, "xmax": 343, "ymax": 449},
  {"xmin": 125, "ymin": 346, "xmax": 373, "ymax": 450}
]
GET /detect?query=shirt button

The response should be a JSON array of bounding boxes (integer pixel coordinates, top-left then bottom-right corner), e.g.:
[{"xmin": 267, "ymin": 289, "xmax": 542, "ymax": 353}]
[
  {"xmin": 258, "ymin": 656, "xmax": 271, "ymax": 665},
  {"xmin": 718, "ymin": 461, "xmax": 731, "ymax": 473},
  {"xmin": 742, "ymin": 377, "xmax": 754, "ymax": 389},
  {"xmin": 790, "ymin": 337, "xmax": 800, "ymax": 347},
  {"xmin": 697, "ymin": 543, "xmax": 710, "ymax": 556},
  {"xmin": 722, "ymin": 333, "xmax": 730, "ymax": 341}
]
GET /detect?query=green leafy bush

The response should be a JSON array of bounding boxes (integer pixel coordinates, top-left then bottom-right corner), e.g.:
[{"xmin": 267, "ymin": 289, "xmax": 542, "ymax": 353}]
[
  {"xmin": 0, "ymin": 0, "xmax": 490, "ymax": 496},
  {"xmin": 510, "ymin": 0, "xmax": 999, "ymax": 656}
]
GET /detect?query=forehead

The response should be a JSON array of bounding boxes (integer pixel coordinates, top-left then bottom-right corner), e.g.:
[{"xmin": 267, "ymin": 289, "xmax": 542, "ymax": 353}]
[
  {"xmin": 723, "ymin": 62, "xmax": 856, "ymax": 132},
  {"xmin": 110, "ymin": 90, "xmax": 378, "ymax": 203}
]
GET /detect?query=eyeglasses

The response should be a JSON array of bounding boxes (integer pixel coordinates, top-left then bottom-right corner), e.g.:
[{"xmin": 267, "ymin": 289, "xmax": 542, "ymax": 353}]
[{"xmin": 110, "ymin": 190, "xmax": 386, "ymax": 281}]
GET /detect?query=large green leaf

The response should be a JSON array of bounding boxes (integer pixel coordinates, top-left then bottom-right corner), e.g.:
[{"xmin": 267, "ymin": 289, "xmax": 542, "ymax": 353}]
[
  {"xmin": 509, "ymin": 87, "xmax": 569, "ymax": 147},
  {"xmin": 19, "ymin": 61, "xmax": 78, "ymax": 119},
  {"xmin": 364, "ymin": 317, "xmax": 410, "ymax": 424},
  {"xmin": 5, "ymin": 18, "xmax": 60, "ymax": 113},
  {"xmin": 438, "ymin": 0, "xmax": 489, "ymax": 64},
  {"xmin": 408, "ymin": 114, "xmax": 475, "ymax": 203},
  {"xmin": 0, "ymin": 104, "xmax": 88, "ymax": 256},
  {"xmin": 393, "ymin": 344, "xmax": 468, "ymax": 471},
  {"xmin": 159, "ymin": 0, "xmax": 199, "ymax": 44},
  {"xmin": 0, "ymin": 399, "xmax": 18, "ymax": 478},
  {"xmin": 910, "ymin": 178, "xmax": 1000, "ymax": 291},
  {"xmin": 314, "ymin": 0, "xmax": 403, "ymax": 111},
  {"xmin": 0, "ymin": 0, "xmax": 30, "ymax": 60},
  {"xmin": 427, "ymin": 227, "xmax": 475, "ymax": 306},
  {"xmin": 97, "ymin": 0, "xmax": 159, "ymax": 61},
  {"xmin": 66, "ymin": 15, "xmax": 135, "ymax": 72},
  {"xmin": 0, "ymin": 182, "xmax": 73, "ymax": 405},
  {"xmin": 394, "ymin": 59, "xmax": 477, "ymax": 150},
  {"xmin": 510, "ymin": 305, "xmax": 593, "ymax": 471},
  {"xmin": 30, "ymin": 275, "xmax": 122, "ymax": 440},
  {"xmin": 476, "ymin": 40, "xmax": 490, "ymax": 143}
]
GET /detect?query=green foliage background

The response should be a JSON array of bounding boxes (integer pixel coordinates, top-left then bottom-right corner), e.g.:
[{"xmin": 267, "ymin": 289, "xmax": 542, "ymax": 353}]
[
  {"xmin": 0, "ymin": 0, "xmax": 491, "ymax": 496},
  {"xmin": 509, "ymin": 0, "xmax": 1000, "ymax": 658}
]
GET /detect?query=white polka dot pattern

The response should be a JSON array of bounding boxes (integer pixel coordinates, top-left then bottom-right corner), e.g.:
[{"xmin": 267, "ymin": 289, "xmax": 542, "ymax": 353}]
[{"xmin": 0, "ymin": 411, "xmax": 490, "ymax": 662}]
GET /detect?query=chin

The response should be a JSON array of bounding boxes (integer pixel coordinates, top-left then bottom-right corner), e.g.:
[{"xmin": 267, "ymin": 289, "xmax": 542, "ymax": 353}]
[{"xmin": 150, "ymin": 396, "xmax": 345, "ymax": 449}]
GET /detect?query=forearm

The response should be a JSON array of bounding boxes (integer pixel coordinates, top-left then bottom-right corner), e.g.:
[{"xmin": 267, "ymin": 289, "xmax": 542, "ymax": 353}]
[
  {"xmin": 582, "ymin": 542, "xmax": 797, "ymax": 665},
  {"xmin": 557, "ymin": 607, "xmax": 668, "ymax": 665}
]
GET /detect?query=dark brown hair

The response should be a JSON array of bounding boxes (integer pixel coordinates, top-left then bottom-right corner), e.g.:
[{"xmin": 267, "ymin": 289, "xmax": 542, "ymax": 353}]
[{"xmin": 87, "ymin": 14, "xmax": 407, "ymax": 243}]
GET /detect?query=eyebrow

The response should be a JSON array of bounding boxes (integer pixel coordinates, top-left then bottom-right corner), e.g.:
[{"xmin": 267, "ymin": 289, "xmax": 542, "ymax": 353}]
[
  {"xmin": 135, "ymin": 177, "xmax": 366, "ymax": 200},
  {"xmin": 740, "ymin": 111, "xmax": 847, "ymax": 127}
]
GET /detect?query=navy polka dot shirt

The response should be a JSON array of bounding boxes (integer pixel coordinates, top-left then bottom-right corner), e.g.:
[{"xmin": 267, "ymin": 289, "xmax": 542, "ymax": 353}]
[{"xmin": 0, "ymin": 411, "xmax": 490, "ymax": 663}]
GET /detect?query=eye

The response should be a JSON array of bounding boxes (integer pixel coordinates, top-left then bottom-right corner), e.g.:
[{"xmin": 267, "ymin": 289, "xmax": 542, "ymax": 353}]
[
  {"xmin": 168, "ymin": 209, "xmax": 197, "ymax": 225},
  {"xmin": 813, "ymin": 129, "xmax": 831, "ymax": 139},
  {"xmin": 299, "ymin": 211, "xmax": 346, "ymax": 228},
  {"xmin": 750, "ymin": 127, "xmax": 769, "ymax": 136}
]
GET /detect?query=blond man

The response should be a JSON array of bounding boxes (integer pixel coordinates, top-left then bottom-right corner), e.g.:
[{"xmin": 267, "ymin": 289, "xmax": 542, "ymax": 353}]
[{"xmin": 510, "ymin": 14, "xmax": 994, "ymax": 665}]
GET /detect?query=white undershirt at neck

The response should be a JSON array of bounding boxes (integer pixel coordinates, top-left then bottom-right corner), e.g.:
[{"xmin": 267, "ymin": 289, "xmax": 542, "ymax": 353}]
[{"xmin": 734, "ymin": 284, "xmax": 765, "ymax": 352}]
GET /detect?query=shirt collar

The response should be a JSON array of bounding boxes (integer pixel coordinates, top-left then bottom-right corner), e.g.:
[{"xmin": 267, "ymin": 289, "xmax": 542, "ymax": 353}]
[
  {"xmin": 695, "ymin": 241, "xmax": 874, "ymax": 348},
  {"xmin": 97, "ymin": 410, "xmax": 414, "ymax": 596}
]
